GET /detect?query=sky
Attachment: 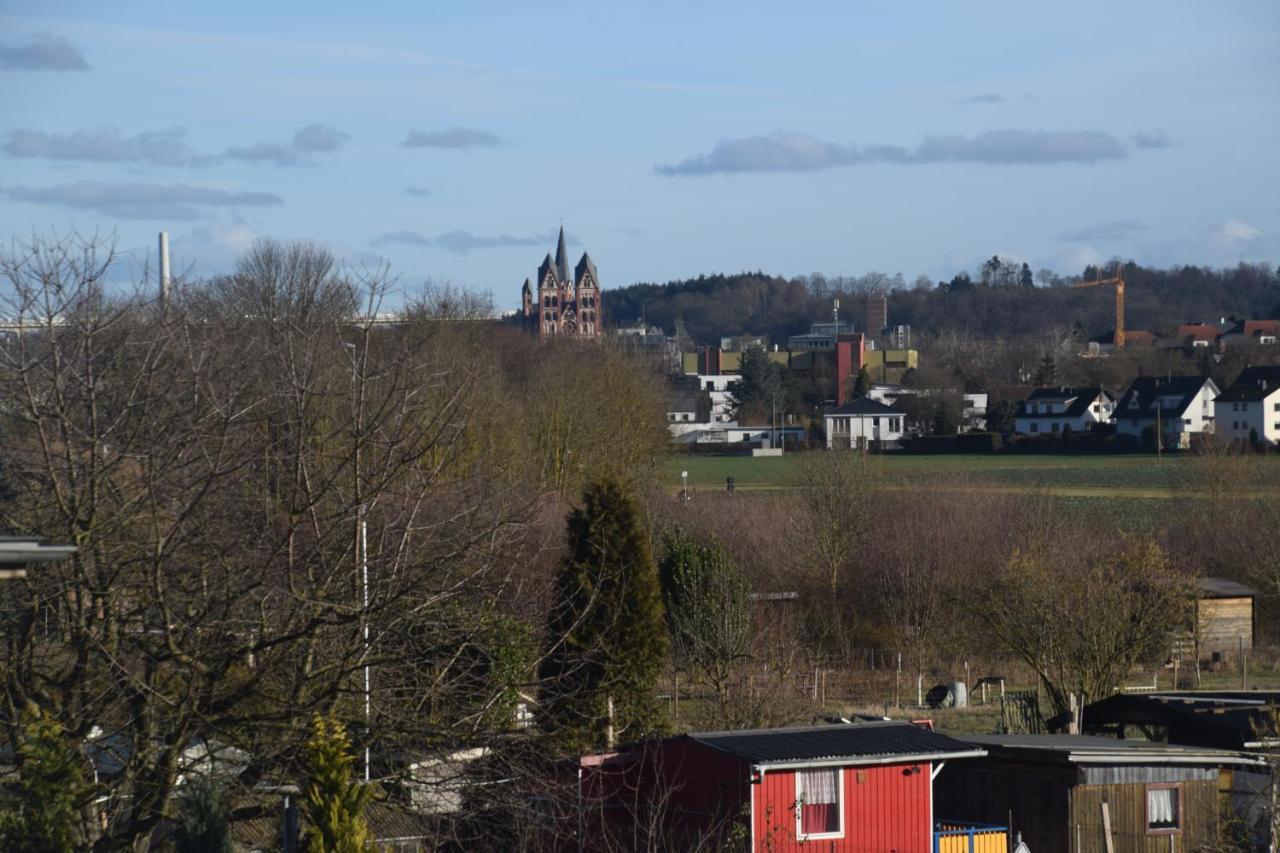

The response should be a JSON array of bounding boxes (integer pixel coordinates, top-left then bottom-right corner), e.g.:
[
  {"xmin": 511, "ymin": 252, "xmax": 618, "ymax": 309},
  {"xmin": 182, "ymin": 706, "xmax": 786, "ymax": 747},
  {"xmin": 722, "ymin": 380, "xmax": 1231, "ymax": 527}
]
[{"xmin": 2, "ymin": 1, "xmax": 1278, "ymax": 310}]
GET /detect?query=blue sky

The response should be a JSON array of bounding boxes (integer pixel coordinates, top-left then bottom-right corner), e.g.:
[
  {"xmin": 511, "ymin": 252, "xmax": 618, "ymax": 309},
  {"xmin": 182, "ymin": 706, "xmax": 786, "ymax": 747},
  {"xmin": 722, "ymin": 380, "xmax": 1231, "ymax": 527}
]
[{"xmin": 2, "ymin": 1, "xmax": 1277, "ymax": 309}]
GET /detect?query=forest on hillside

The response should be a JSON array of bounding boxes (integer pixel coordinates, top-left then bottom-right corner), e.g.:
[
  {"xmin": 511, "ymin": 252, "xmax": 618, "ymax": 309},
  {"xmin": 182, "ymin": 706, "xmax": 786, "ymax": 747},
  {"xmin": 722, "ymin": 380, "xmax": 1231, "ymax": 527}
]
[{"xmin": 604, "ymin": 261, "xmax": 1280, "ymax": 346}]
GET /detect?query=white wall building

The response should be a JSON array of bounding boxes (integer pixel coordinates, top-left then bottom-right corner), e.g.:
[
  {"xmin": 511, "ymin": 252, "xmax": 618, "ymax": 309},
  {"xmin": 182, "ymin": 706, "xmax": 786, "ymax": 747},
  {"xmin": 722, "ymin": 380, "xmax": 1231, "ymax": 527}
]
[
  {"xmin": 1113, "ymin": 376, "xmax": 1219, "ymax": 448},
  {"xmin": 1214, "ymin": 366, "xmax": 1280, "ymax": 447},
  {"xmin": 824, "ymin": 397, "xmax": 905, "ymax": 449},
  {"xmin": 1014, "ymin": 387, "xmax": 1114, "ymax": 436}
]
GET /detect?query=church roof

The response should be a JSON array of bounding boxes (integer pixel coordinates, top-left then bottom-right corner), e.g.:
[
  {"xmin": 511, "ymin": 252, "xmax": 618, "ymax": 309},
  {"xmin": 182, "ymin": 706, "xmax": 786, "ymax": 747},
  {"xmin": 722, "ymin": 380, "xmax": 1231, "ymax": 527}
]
[
  {"xmin": 521, "ymin": 277, "xmax": 532, "ymax": 295},
  {"xmin": 538, "ymin": 252, "xmax": 555, "ymax": 282},
  {"xmin": 555, "ymin": 227, "xmax": 569, "ymax": 284},
  {"xmin": 575, "ymin": 252, "xmax": 598, "ymax": 287}
]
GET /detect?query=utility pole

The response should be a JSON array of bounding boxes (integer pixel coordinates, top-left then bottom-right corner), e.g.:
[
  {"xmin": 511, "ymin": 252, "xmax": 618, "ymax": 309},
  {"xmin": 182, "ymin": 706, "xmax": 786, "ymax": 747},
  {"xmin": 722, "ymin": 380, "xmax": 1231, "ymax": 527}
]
[{"xmin": 1156, "ymin": 400, "xmax": 1163, "ymax": 461}]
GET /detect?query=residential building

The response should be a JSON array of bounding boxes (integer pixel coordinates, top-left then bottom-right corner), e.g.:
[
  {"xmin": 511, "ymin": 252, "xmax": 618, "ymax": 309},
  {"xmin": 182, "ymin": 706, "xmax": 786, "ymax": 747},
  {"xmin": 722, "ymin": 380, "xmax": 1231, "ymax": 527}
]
[
  {"xmin": 1013, "ymin": 387, "xmax": 1114, "ymax": 436},
  {"xmin": 520, "ymin": 226, "xmax": 602, "ymax": 340},
  {"xmin": 1213, "ymin": 365, "xmax": 1280, "ymax": 447},
  {"xmin": 1172, "ymin": 323, "xmax": 1220, "ymax": 349},
  {"xmin": 669, "ymin": 423, "xmax": 805, "ymax": 447},
  {"xmin": 1112, "ymin": 376, "xmax": 1218, "ymax": 448},
  {"xmin": 666, "ymin": 392, "xmax": 708, "ymax": 425},
  {"xmin": 824, "ymin": 397, "xmax": 905, "ymax": 449},
  {"xmin": 1219, "ymin": 319, "xmax": 1280, "ymax": 347},
  {"xmin": 692, "ymin": 373, "xmax": 741, "ymax": 423},
  {"xmin": 935, "ymin": 734, "xmax": 1267, "ymax": 853},
  {"xmin": 574, "ymin": 721, "xmax": 999, "ymax": 852}
]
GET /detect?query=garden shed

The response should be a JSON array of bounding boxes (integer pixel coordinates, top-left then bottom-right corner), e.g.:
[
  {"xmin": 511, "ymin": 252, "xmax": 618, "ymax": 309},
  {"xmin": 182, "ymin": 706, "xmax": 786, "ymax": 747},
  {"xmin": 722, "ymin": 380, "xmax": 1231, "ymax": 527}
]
[{"xmin": 934, "ymin": 734, "xmax": 1268, "ymax": 853}]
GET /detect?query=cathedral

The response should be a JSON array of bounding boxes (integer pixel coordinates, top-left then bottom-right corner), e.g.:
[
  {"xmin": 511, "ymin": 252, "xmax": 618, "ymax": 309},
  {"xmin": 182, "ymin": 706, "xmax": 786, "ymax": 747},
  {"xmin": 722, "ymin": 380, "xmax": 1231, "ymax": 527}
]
[{"xmin": 521, "ymin": 227, "xmax": 602, "ymax": 340}]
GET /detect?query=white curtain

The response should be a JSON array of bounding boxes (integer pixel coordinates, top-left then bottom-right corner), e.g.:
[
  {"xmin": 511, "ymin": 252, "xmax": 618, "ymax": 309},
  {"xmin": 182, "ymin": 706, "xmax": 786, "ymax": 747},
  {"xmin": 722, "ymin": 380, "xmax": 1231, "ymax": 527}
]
[
  {"xmin": 799, "ymin": 769, "xmax": 837, "ymax": 804},
  {"xmin": 1147, "ymin": 788, "xmax": 1175, "ymax": 824}
]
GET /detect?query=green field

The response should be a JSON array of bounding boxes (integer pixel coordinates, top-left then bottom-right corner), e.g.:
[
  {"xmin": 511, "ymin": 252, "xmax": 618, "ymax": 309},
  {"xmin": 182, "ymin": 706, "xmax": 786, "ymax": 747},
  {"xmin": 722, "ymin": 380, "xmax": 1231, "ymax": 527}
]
[{"xmin": 663, "ymin": 452, "xmax": 1280, "ymax": 498}]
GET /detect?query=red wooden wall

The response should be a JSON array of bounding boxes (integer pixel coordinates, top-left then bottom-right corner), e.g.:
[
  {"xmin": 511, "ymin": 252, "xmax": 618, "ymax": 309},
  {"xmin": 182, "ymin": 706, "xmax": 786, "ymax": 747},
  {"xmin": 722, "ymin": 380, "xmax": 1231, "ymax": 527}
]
[{"xmin": 753, "ymin": 762, "xmax": 934, "ymax": 853}]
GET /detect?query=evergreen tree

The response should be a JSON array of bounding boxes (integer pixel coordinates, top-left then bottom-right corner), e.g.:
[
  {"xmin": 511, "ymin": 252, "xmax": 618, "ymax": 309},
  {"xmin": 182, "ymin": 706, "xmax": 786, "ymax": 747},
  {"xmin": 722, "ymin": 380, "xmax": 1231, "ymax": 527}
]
[
  {"xmin": 1033, "ymin": 353, "xmax": 1057, "ymax": 385},
  {"xmin": 985, "ymin": 399, "xmax": 1017, "ymax": 435},
  {"xmin": 538, "ymin": 479, "xmax": 668, "ymax": 753},
  {"xmin": 853, "ymin": 367, "xmax": 872, "ymax": 397},
  {"xmin": 174, "ymin": 777, "xmax": 233, "ymax": 853},
  {"xmin": 0, "ymin": 705, "xmax": 88, "ymax": 853},
  {"xmin": 659, "ymin": 532, "xmax": 752, "ymax": 711},
  {"xmin": 1019, "ymin": 263, "xmax": 1034, "ymax": 288},
  {"xmin": 300, "ymin": 716, "xmax": 372, "ymax": 853},
  {"xmin": 729, "ymin": 344, "xmax": 781, "ymax": 422}
]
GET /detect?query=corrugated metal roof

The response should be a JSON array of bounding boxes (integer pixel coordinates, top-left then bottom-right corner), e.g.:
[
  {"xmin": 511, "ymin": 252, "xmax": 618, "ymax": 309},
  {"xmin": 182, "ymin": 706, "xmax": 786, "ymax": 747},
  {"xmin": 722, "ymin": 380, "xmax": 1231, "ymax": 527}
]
[
  {"xmin": 966, "ymin": 734, "xmax": 1262, "ymax": 766},
  {"xmin": 688, "ymin": 722, "xmax": 979, "ymax": 765},
  {"xmin": 1197, "ymin": 577, "xmax": 1258, "ymax": 598}
]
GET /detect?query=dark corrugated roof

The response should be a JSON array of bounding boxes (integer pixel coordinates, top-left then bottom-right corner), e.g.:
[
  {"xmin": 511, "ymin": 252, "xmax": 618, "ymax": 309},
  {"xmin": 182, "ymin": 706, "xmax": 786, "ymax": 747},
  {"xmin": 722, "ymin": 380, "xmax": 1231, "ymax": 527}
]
[
  {"xmin": 825, "ymin": 397, "xmax": 900, "ymax": 417},
  {"xmin": 688, "ymin": 722, "xmax": 979, "ymax": 764},
  {"xmin": 1197, "ymin": 577, "xmax": 1258, "ymax": 598},
  {"xmin": 966, "ymin": 733, "xmax": 1259, "ymax": 764}
]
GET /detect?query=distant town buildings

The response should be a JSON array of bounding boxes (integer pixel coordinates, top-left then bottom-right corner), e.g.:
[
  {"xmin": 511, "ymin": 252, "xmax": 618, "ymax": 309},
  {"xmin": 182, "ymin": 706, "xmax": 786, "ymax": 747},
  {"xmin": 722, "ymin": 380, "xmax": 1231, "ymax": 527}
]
[{"xmin": 520, "ymin": 226, "xmax": 602, "ymax": 341}]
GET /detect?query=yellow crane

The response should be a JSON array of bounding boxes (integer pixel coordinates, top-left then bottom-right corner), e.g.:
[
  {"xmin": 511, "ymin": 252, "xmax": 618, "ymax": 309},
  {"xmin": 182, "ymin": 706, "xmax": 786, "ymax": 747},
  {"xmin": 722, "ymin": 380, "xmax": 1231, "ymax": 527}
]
[{"xmin": 1074, "ymin": 269, "xmax": 1126, "ymax": 348}]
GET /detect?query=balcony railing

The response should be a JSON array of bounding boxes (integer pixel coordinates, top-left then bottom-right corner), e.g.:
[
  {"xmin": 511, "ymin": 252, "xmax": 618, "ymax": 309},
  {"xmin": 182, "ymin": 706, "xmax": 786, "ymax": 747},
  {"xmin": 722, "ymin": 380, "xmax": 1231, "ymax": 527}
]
[{"xmin": 933, "ymin": 821, "xmax": 1008, "ymax": 853}]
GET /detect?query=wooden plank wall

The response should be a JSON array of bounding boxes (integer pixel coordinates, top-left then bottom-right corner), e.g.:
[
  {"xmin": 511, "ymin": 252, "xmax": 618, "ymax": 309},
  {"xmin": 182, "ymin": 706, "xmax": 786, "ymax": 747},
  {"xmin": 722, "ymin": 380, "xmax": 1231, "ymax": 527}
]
[
  {"xmin": 1067, "ymin": 780, "xmax": 1218, "ymax": 852},
  {"xmin": 1198, "ymin": 596, "xmax": 1253, "ymax": 656}
]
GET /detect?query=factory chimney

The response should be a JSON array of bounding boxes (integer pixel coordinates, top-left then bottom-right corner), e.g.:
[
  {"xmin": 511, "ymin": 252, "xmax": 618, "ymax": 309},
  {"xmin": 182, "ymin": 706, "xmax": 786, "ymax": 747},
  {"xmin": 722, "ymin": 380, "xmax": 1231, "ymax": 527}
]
[{"xmin": 158, "ymin": 232, "xmax": 171, "ymax": 310}]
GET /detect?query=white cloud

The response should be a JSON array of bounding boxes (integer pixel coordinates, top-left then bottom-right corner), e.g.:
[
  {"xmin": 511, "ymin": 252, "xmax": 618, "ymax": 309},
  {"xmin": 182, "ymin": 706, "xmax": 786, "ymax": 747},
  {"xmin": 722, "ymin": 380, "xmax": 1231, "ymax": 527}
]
[
  {"xmin": 402, "ymin": 128, "xmax": 501, "ymax": 149},
  {"xmin": 657, "ymin": 129, "xmax": 1136, "ymax": 175},
  {"xmin": 4, "ymin": 181, "xmax": 283, "ymax": 220},
  {"xmin": 5, "ymin": 126, "xmax": 212, "ymax": 167},
  {"xmin": 1211, "ymin": 219, "xmax": 1260, "ymax": 248}
]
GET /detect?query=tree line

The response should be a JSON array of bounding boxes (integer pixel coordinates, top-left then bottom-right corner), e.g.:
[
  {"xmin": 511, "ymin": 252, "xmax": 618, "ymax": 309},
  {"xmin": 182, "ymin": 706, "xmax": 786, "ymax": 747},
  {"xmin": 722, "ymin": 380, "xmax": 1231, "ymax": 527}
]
[{"xmin": 605, "ymin": 261, "xmax": 1280, "ymax": 346}]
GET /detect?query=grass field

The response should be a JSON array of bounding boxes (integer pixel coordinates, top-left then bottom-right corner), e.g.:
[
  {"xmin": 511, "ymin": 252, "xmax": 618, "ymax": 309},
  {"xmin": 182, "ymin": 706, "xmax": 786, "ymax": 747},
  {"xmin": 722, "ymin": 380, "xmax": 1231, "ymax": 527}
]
[{"xmin": 662, "ymin": 452, "xmax": 1280, "ymax": 498}]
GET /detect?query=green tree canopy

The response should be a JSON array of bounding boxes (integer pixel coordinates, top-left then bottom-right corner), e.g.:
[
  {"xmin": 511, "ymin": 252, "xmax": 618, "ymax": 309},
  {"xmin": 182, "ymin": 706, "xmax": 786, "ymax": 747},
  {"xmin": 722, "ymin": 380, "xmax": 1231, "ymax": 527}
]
[
  {"xmin": 301, "ymin": 715, "xmax": 373, "ymax": 853},
  {"xmin": 538, "ymin": 479, "xmax": 668, "ymax": 753},
  {"xmin": 659, "ymin": 531, "xmax": 752, "ymax": 711},
  {"xmin": 0, "ymin": 705, "xmax": 88, "ymax": 853}
]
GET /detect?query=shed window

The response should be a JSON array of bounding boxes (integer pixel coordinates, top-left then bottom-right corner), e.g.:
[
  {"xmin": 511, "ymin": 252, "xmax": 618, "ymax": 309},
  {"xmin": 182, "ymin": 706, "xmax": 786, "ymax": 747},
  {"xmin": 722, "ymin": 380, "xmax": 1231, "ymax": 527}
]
[
  {"xmin": 796, "ymin": 768, "xmax": 841, "ymax": 838},
  {"xmin": 1146, "ymin": 785, "xmax": 1180, "ymax": 833}
]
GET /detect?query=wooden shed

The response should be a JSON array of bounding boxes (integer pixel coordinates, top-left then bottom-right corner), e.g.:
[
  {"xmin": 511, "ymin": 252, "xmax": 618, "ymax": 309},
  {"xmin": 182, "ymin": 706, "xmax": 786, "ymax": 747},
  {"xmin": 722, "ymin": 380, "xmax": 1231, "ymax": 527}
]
[
  {"xmin": 574, "ymin": 721, "xmax": 1002, "ymax": 852},
  {"xmin": 1195, "ymin": 577, "xmax": 1257, "ymax": 659},
  {"xmin": 933, "ymin": 734, "xmax": 1268, "ymax": 853}
]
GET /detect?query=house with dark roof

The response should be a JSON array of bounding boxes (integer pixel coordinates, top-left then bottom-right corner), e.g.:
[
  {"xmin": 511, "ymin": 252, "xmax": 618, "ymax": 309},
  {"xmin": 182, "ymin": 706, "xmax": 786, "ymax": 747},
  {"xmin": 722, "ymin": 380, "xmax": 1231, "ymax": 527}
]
[
  {"xmin": 1113, "ymin": 376, "xmax": 1219, "ymax": 448},
  {"xmin": 572, "ymin": 721, "xmax": 1002, "ymax": 852},
  {"xmin": 1213, "ymin": 365, "xmax": 1280, "ymax": 447},
  {"xmin": 823, "ymin": 396, "xmax": 904, "ymax": 449},
  {"xmin": 934, "ymin": 734, "xmax": 1269, "ymax": 853},
  {"xmin": 1013, "ymin": 387, "xmax": 1114, "ymax": 437}
]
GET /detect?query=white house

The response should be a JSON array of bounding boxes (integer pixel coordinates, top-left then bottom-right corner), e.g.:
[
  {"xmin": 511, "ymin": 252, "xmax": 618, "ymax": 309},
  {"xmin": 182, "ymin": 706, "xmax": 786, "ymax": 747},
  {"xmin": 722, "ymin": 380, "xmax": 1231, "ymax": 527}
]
[
  {"xmin": 1214, "ymin": 365, "xmax": 1280, "ymax": 447},
  {"xmin": 1113, "ymin": 376, "xmax": 1219, "ymax": 448},
  {"xmin": 1014, "ymin": 387, "xmax": 1114, "ymax": 436},
  {"xmin": 691, "ymin": 373, "xmax": 741, "ymax": 423},
  {"xmin": 824, "ymin": 397, "xmax": 905, "ymax": 449}
]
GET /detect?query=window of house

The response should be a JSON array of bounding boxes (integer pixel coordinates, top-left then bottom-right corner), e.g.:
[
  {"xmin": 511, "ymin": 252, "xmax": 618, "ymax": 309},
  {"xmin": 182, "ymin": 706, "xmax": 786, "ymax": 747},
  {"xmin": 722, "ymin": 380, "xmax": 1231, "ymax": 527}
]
[
  {"xmin": 1030, "ymin": 423, "xmax": 1039, "ymax": 433},
  {"xmin": 1146, "ymin": 785, "xmax": 1180, "ymax": 833},
  {"xmin": 1182, "ymin": 418, "xmax": 1191, "ymax": 426},
  {"xmin": 1243, "ymin": 403, "xmax": 1250, "ymax": 411},
  {"xmin": 1233, "ymin": 403, "xmax": 1239, "ymax": 411},
  {"xmin": 1274, "ymin": 403, "xmax": 1280, "ymax": 412},
  {"xmin": 796, "ymin": 768, "xmax": 841, "ymax": 838},
  {"xmin": 1051, "ymin": 422, "xmax": 1060, "ymax": 433}
]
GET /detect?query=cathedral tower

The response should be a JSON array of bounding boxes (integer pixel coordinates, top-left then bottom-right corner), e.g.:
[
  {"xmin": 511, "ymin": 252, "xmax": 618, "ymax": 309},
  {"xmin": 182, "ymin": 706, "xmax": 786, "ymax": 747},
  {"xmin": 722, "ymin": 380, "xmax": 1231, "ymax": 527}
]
[{"xmin": 521, "ymin": 226, "xmax": 603, "ymax": 341}]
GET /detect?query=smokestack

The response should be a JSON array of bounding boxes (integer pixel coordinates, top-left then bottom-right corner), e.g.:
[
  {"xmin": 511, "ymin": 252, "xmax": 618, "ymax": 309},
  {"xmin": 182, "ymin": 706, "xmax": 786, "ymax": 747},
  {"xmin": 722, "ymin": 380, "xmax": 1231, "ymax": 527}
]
[
  {"xmin": 833, "ymin": 298, "xmax": 840, "ymax": 328},
  {"xmin": 158, "ymin": 232, "xmax": 171, "ymax": 309}
]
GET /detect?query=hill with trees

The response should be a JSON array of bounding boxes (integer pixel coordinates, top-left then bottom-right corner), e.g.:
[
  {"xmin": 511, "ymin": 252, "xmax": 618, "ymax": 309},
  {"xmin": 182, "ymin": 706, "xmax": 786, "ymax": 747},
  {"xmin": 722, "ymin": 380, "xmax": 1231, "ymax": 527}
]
[{"xmin": 605, "ymin": 261, "xmax": 1280, "ymax": 345}]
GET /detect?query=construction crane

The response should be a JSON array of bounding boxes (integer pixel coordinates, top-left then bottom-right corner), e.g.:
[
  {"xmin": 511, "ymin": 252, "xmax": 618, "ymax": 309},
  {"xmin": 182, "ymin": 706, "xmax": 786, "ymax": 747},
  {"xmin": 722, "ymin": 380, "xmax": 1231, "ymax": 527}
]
[{"xmin": 1075, "ymin": 269, "xmax": 1126, "ymax": 348}]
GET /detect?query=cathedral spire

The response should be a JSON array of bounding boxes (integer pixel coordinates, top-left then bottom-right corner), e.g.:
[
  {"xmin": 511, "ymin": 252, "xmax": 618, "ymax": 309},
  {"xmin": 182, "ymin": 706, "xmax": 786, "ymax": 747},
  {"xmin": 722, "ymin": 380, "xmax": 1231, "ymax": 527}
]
[{"xmin": 554, "ymin": 225, "xmax": 569, "ymax": 284}]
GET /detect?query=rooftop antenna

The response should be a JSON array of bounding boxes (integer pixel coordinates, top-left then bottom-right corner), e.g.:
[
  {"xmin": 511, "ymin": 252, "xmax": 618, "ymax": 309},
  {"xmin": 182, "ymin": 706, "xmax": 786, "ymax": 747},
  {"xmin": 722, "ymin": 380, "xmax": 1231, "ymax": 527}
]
[
  {"xmin": 158, "ymin": 232, "xmax": 171, "ymax": 310},
  {"xmin": 833, "ymin": 298, "xmax": 840, "ymax": 327}
]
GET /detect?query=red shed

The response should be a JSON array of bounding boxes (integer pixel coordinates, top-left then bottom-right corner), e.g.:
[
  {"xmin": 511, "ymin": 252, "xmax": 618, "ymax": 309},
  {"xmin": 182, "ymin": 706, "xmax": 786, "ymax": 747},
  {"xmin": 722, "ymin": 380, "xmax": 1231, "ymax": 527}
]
[{"xmin": 573, "ymin": 721, "xmax": 999, "ymax": 852}]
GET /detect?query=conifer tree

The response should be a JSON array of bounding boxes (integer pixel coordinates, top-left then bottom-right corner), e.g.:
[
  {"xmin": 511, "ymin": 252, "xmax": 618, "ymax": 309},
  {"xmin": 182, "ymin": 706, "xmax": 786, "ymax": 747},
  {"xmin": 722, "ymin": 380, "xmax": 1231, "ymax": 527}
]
[
  {"xmin": 174, "ymin": 777, "xmax": 233, "ymax": 853},
  {"xmin": 538, "ymin": 479, "xmax": 668, "ymax": 753},
  {"xmin": 0, "ymin": 705, "xmax": 87, "ymax": 853},
  {"xmin": 853, "ymin": 367, "xmax": 872, "ymax": 397},
  {"xmin": 300, "ymin": 715, "xmax": 372, "ymax": 853}
]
